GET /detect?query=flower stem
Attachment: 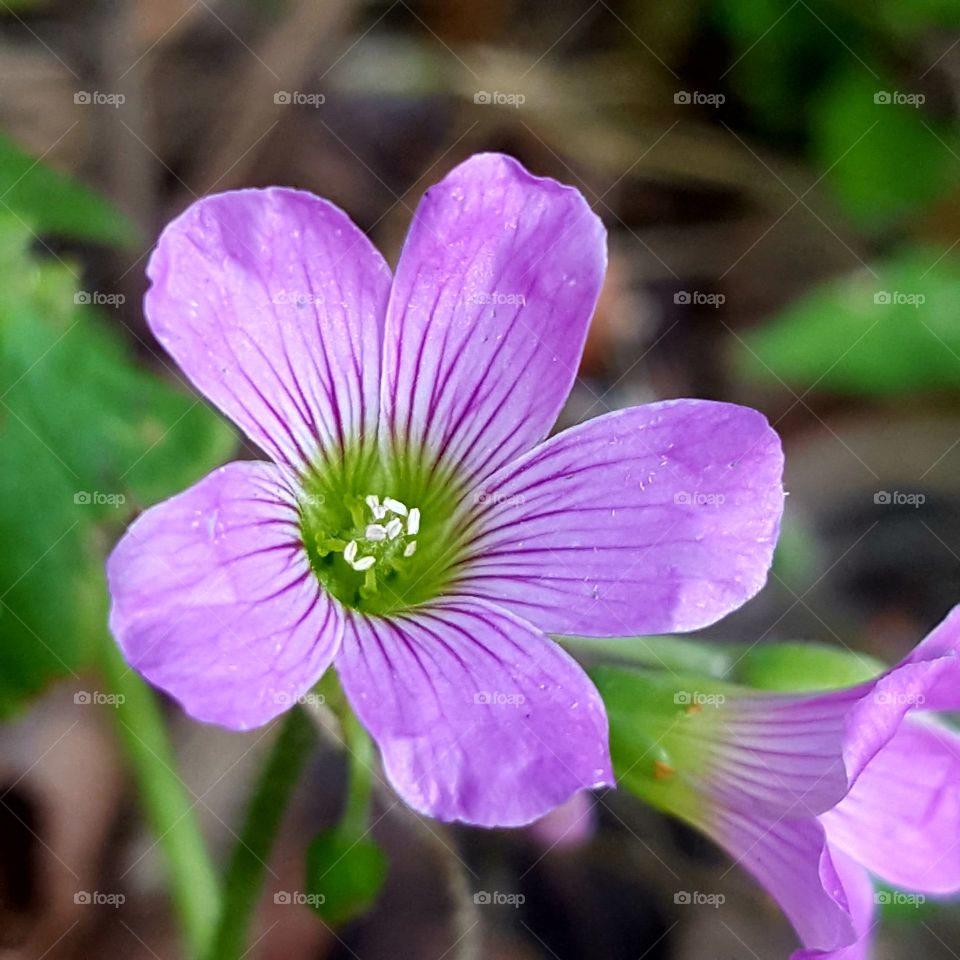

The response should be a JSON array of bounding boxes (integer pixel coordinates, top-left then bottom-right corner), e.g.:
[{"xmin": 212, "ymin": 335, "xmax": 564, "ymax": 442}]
[
  {"xmin": 100, "ymin": 638, "xmax": 221, "ymax": 957},
  {"xmin": 337, "ymin": 705, "xmax": 375, "ymax": 838},
  {"xmin": 205, "ymin": 705, "xmax": 317, "ymax": 960}
]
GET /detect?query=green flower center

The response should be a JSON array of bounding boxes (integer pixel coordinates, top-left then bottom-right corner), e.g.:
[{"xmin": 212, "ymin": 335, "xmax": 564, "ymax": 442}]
[{"xmin": 298, "ymin": 444, "xmax": 470, "ymax": 615}]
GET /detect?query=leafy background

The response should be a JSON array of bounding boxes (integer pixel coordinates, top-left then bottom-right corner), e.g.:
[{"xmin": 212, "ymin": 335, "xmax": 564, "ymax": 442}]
[{"xmin": 2, "ymin": 0, "xmax": 960, "ymax": 957}]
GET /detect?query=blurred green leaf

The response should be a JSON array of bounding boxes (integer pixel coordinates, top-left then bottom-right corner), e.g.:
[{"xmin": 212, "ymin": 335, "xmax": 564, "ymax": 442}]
[
  {"xmin": 738, "ymin": 246, "xmax": 960, "ymax": 393},
  {"xmin": 813, "ymin": 68, "xmax": 955, "ymax": 228},
  {"xmin": 0, "ymin": 216, "xmax": 234, "ymax": 717},
  {"xmin": 0, "ymin": 132, "xmax": 138, "ymax": 247},
  {"xmin": 306, "ymin": 829, "xmax": 387, "ymax": 928}
]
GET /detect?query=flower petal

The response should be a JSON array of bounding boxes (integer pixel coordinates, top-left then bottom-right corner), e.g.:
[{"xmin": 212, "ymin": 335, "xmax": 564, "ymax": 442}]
[
  {"xmin": 335, "ymin": 597, "xmax": 613, "ymax": 826},
  {"xmin": 382, "ymin": 153, "xmax": 606, "ymax": 484},
  {"xmin": 822, "ymin": 716, "xmax": 960, "ymax": 894},
  {"xmin": 690, "ymin": 655, "xmax": 955, "ymax": 820},
  {"xmin": 457, "ymin": 399, "xmax": 784, "ymax": 636},
  {"xmin": 145, "ymin": 188, "xmax": 391, "ymax": 468},
  {"xmin": 107, "ymin": 461, "xmax": 341, "ymax": 730},
  {"xmin": 709, "ymin": 809, "xmax": 857, "ymax": 952},
  {"xmin": 790, "ymin": 847, "xmax": 876, "ymax": 960}
]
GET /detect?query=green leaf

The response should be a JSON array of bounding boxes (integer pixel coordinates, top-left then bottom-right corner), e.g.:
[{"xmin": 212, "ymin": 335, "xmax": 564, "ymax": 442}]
[
  {"xmin": 813, "ymin": 68, "xmax": 956, "ymax": 228},
  {"xmin": 0, "ymin": 132, "xmax": 138, "ymax": 246},
  {"xmin": 738, "ymin": 246, "xmax": 960, "ymax": 394},
  {"xmin": 306, "ymin": 829, "xmax": 388, "ymax": 928},
  {"xmin": 0, "ymin": 216, "xmax": 234, "ymax": 716}
]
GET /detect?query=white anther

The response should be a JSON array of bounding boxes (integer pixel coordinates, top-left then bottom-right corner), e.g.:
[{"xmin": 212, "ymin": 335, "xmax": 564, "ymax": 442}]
[
  {"xmin": 407, "ymin": 508, "xmax": 420, "ymax": 536},
  {"xmin": 343, "ymin": 540, "xmax": 358, "ymax": 563},
  {"xmin": 364, "ymin": 495, "xmax": 380, "ymax": 512},
  {"xmin": 352, "ymin": 555, "xmax": 376, "ymax": 572},
  {"xmin": 372, "ymin": 504, "xmax": 387, "ymax": 520},
  {"xmin": 365, "ymin": 523, "xmax": 387, "ymax": 541},
  {"xmin": 385, "ymin": 518, "xmax": 403, "ymax": 540},
  {"xmin": 403, "ymin": 541, "xmax": 417, "ymax": 557},
  {"xmin": 383, "ymin": 497, "xmax": 408, "ymax": 516}
]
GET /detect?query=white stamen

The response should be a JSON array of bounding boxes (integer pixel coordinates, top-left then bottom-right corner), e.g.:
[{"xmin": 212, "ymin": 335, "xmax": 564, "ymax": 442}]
[
  {"xmin": 372, "ymin": 504, "xmax": 387, "ymax": 520},
  {"xmin": 385, "ymin": 518, "xmax": 403, "ymax": 539},
  {"xmin": 403, "ymin": 541, "xmax": 417, "ymax": 557},
  {"xmin": 352, "ymin": 555, "xmax": 376, "ymax": 571},
  {"xmin": 365, "ymin": 523, "xmax": 387, "ymax": 541},
  {"xmin": 383, "ymin": 497, "xmax": 408, "ymax": 516},
  {"xmin": 364, "ymin": 495, "xmax": 380, "ymax": 512},
  {"xmin": 407, "ymin": 508, "xmax": 420, "ymax": 536},
  {"xmin": 343, "ymin": 540, "xmax": 358, "ymax": 563}
]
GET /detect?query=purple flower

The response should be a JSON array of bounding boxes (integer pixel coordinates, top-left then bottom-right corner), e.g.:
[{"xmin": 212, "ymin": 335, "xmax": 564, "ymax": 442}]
[
  {"xmin": 107, "ymin": 153, "xmax": 785, "ymax": 826},
  {"xmin": 661, "ymin": 607, "xmax": 960, "ymax": 958}
]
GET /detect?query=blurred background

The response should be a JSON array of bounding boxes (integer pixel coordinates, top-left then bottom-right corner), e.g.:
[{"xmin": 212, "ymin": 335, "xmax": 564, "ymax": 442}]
[{"xmin": 2, "ymin": 0, "xmax": 960, "ymax": 957}]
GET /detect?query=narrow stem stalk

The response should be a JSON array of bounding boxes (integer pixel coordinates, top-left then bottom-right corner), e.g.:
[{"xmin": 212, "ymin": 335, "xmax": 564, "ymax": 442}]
[
  {"xmin": 205, "ymin": 705, "xmax": 317, "ymax": 960},
  {"xmin": 100, "ymin": 639, "xmax": 221, "ymax": 957}
]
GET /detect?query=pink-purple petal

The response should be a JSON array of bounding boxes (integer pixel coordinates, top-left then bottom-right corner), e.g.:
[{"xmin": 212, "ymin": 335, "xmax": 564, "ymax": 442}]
[
  {"xmin": 381, "ymin": 153, "xmax": 606, "ymax": 484},
  {"xmin": 145, "ymin": 188, "xmax": 390, "ymax": 468},
  {"xmin": 456, "ymin": 399, "xmax": 784, "ymax": 636},
  {"xmin": 335, "ymin": 597, "xmax": 613, "ymax": 827},
  {"xmin": 822, "ymin": 716, "xmax": 960, "ymax": 894},
  {"xmin": 790, "ymin": 848, "xmax": 876, "ymax": 960},
  {"xmin": 709, "ymin": 809, "xmax": 857, "ymax": 951},
  {"xmin": 107, "ymin": 462, "xmax": 341, "ymax": 730}
]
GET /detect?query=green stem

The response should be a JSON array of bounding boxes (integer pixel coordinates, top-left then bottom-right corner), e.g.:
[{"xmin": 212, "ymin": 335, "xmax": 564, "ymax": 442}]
[
  {"xmin": 100, "ymin": 639, "xmax": 221, "ymax": 958},
  {"xmin": 556, "ymin": 633, "xmax": 737, "ymax": 678},
  {"xmin": 205, "ymin": 706, "xmax": 317, "ymax": 960},
  {"xmin": 337, "ymin": 707, "xmax": 375, "ymax": 839}
]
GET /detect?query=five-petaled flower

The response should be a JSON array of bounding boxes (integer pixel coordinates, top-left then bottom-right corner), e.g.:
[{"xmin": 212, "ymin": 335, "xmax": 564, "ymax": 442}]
[
  {"xmin": 610, "ymin": 606, "xmax": 960, "ymax": 958},
  {"xmin": 107, "ymin": 153, "xmax": 785, "ymax": 826}
]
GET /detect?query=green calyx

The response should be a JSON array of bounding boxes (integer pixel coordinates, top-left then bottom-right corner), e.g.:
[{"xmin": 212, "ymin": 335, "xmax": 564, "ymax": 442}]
[{"xmin": 298, "ymin": 442, "xmax": 471, "ymax": 616}]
